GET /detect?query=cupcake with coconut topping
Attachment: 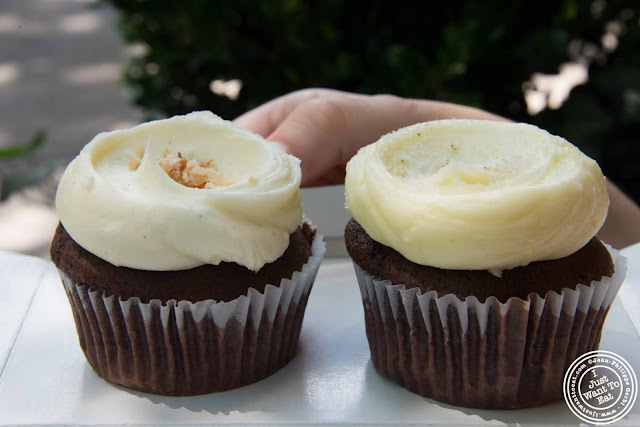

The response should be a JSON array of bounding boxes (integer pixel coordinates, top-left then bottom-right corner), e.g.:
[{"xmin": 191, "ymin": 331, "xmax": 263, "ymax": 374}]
[{"xmin": 51, "ymin": 111, "xmax": 325, "ymax": 396}]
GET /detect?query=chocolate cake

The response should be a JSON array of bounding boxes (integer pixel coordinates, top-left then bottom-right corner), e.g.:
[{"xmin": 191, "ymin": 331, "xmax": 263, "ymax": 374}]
[
  {"xmin": 346, "ymin": 218, "xmax": 622, "ymax": 409},
  {"xmin": 345, "ymin": 218, "xmax": 614, "ymax": 302},
  {"xmin": 51, "ymin": 222, "xmax": 316, "ymax": 303},
  {"xmin": 52, "ymin": 222, "xmax": 322, "ymax": 396}
]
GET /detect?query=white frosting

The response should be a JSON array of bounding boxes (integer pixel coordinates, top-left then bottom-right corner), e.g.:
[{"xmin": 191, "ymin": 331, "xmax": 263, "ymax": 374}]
[
  {"xmin": 345, "ymin": 119, "xmax": 609, "ymax": 271},
  {"xmin": 56, "ymin": 111, "xmax": 302, "ymax": 271}
]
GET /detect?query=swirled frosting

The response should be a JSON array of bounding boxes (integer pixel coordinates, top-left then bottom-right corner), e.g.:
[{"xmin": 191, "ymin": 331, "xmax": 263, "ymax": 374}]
[
  {"xmin": 56, "ymin": 111, "xmax": 302, "ymax": 271},
  {"xmin": 345, "ymin": 119, "xmax": 609, "ymax": 271}
]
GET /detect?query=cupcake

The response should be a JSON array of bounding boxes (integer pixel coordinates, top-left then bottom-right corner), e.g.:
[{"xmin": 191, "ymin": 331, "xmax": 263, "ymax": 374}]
[
  {"xmin": 344, "ymin": 119, "xmax": 626, "ymax": 409},
  {"xmin": 50, "ymin": 112, "xmax": 325, "ymax": 396}
]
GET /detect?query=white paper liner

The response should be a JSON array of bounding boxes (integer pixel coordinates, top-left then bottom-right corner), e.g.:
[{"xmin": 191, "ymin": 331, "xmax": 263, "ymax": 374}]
[
  {"xmin": 353, "ymin": 244, "xmax": 626, "ymax": 409},
  {"xmin": 59, "ymin": 230, "xmax": 325, "ymax": 396}
]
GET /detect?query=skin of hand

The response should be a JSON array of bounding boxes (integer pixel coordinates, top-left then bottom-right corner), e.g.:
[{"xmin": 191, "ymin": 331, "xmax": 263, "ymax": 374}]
[
  {"xmin": 234, "ymin": 88, "xmax": 640, "ymax": 249},
  {"xmin": 235, "ymin": 88, "xmax": 505, "ymax": 186}
]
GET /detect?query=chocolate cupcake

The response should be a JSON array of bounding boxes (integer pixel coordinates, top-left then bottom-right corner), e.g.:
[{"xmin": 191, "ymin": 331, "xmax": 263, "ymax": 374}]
[
  {"xmin": 51, "ymin": 112, "xmax": 325, "ymax": 396},
  {"xmin": 344, "ymin": 119, "xmax": 626, "ymax": 409}
]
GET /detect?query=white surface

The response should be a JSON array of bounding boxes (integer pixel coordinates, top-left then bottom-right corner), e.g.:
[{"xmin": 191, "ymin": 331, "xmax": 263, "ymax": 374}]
[
  {"xmin": 620, "ymin": 242, "xmax": 640, "ymax": 337},
  {"xmin": 300, "ymin": 185, "xmax": 349, "ymax": 238},
  {"xmin": 0, "ymin": 251, "xmax": 49, "ymax": 373},
  {"xmin": 0, "ymin": 251, "xmax": 639, "ymax": 426},
  {"xmin": 302, "ymin": 185, "xmax": 350, "ymax": 258}
]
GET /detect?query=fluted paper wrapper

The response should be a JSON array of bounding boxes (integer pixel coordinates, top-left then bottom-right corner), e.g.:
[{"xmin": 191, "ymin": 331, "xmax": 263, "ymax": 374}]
[
  {"xmin": 353, "ymin": 245, "xmax": 626, "ymax": 409},
  {"xmin": 59, "ymin": 233, "xmax": 325, "ymax": 396}
]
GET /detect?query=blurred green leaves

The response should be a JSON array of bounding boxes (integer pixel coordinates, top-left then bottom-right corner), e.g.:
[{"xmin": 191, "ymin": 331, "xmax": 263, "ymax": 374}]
[
  {"xmin": 0, "ymin": 130, "xmax": 53, "ymax": 201},
  {"xmin": 0, "ymin": 130, "xmax": 46, "ymax": 160},
  {"xmin": 0, "ymin": 162, "xmax": 59, "ymax": 202},
  {"xmin": 107, "ymin": 0, "xmax": 640, "ymax": 200}
]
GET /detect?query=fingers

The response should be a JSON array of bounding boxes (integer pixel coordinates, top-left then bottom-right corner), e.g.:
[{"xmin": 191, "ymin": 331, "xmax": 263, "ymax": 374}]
[
  {"xmin": 267, "ymin": 97, "xmax": 351, "ymax": 186},
  {"xmin": 266, "ymin": 93, "xmax": 406, "ymax": 186},
  {"xmin": 233, "ymin": 88, "xmax": 343, "ymax": 137},
  {"xmin": 233, "ymin": 99, "xmax": 281, "ymax": 137},
  {"xmin": 235, "ymin": 88, "xmax": 507, "ymax": 187}
]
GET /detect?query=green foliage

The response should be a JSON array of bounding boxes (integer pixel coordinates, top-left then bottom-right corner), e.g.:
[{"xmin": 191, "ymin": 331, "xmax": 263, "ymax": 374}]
[
  {"xmin": 108, "ymin": 0, "xmax": 640, "ymax": 200},
  {"xmin": 0, "ymin": 130, "xmax": 46, "ymax": 160},
  {"xmin": 0, "ymin": 161, "xmax": 59, "ymax": 202},
  {"xmin": 0, "ymin": 130, "xmax": 53, "ymax": 201}
]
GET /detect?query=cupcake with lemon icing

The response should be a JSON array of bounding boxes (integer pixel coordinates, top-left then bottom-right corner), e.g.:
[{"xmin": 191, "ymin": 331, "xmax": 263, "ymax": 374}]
[
  {"xmin": 344, "ymin": 119, "xmax": 625, "ymax": 409},
  {"xmin": 50, "ymin": 112, "xmax": 325, "ymax": 396}
]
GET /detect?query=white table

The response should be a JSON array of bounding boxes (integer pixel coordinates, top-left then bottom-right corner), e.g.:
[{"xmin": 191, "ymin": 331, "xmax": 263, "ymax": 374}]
[{"xmin": 1, "ymin": 245, "xmax": 640, "ymax": 426}]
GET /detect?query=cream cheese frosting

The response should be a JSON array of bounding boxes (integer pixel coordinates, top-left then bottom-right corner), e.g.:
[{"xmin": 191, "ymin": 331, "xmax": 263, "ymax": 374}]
[
  {"xmin": 56, "ymin": 111, "xmax": 303, "ymax": 272},
  {"xmin": 345, "ymin": 119, "xmax": 609, "ymax": 271}
]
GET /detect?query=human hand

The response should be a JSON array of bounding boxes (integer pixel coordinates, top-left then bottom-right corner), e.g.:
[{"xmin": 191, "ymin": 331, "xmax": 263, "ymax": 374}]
[
  {"xmin": 235, "ymin": 88, "xmax": 640, "ymax": 248},
  {"xmin": 234, "ymin": 88, "xmax": 505, "ymax": 186}
]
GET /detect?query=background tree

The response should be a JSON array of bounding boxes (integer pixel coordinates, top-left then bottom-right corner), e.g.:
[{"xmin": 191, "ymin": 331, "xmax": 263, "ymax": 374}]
[{"xmin": 108, "ymin": 0, "xmax": 640, "ymax": 200}]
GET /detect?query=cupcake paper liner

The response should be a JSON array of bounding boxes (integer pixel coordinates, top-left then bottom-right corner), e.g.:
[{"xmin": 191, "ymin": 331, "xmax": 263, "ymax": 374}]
[
  {"xmin": 353, "ymin": 245, "xmax": 626, "ymax": 409},
  {"xmin": 59, "ymin": 232, "xmax": 326, "ymax": 396}
]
